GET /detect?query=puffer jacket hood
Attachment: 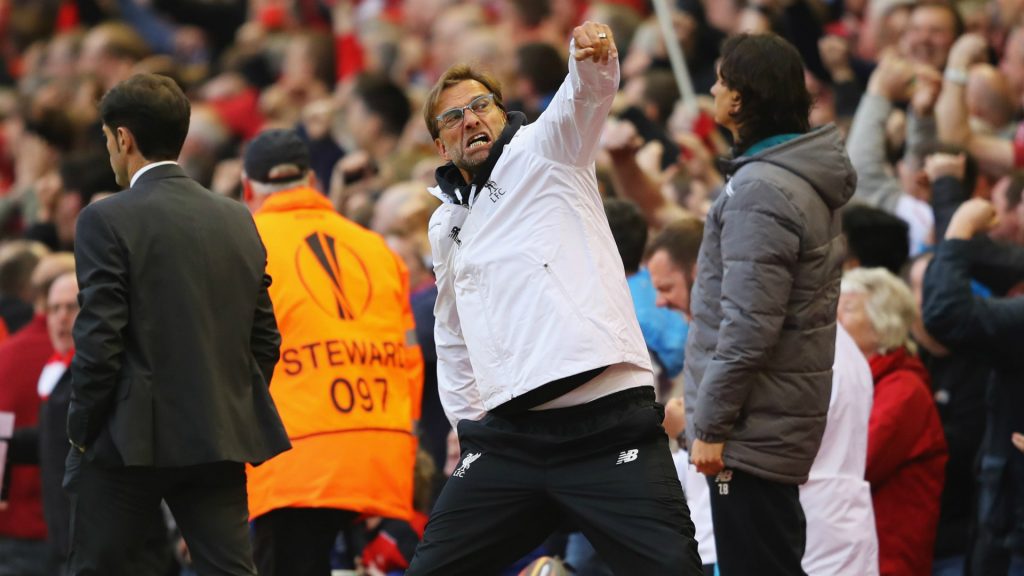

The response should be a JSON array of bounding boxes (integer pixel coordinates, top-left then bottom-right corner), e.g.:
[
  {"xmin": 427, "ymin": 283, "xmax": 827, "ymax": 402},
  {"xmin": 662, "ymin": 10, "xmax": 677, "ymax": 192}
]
[{"xmin": 726, "ymin": 125, "xmax": 856, "ymax": 211}]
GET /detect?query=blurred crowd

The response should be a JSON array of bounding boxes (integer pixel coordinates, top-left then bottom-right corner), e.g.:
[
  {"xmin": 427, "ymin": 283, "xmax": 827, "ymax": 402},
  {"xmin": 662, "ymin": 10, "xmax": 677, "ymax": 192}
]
[{"xmin": 1, "ymin": 0, "xmax": 1024, "ymax": 574}]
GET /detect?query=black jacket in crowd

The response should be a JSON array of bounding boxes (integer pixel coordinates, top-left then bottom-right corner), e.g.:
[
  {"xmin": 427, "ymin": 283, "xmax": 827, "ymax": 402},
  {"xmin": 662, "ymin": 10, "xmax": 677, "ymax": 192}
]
[{"xmin": 924, "ymin": 235, "xmax": 1024, "ymax": 557}]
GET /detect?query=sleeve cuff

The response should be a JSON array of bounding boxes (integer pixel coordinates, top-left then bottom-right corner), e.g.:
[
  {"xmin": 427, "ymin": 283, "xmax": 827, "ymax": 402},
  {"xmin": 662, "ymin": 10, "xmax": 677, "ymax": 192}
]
[{"xmin": 693, "ymin": 427, "xmax": 728, "ymax": 443}]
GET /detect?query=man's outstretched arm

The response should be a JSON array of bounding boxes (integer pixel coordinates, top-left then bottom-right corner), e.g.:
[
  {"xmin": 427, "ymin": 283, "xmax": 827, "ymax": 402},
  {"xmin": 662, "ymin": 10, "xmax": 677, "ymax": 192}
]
[{"xmin": 527, "ymin": 21, "xmax": 620, "ymax": 169}]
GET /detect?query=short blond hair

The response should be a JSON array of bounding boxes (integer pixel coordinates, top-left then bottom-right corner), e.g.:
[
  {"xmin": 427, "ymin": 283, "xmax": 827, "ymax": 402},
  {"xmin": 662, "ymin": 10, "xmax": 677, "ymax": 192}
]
[{"xmin": 841, "ymin": 267, "xmax": 919, "ymax": 355}]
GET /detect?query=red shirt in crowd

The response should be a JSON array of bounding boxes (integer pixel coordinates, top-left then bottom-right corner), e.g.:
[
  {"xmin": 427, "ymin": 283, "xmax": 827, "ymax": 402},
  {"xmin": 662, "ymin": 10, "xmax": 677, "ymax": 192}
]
[
  {"xmin": 0, "ymin": 314, "xmax": 55, "ymax": 540},
  {"xmin": 866, "ymin": 348, "xmax": 948, "ymax": 576}
]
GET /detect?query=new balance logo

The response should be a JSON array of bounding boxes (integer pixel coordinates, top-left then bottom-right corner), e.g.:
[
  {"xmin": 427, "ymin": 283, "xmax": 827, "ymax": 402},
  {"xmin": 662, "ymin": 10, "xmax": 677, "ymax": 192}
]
[
  {"xmin": 453, "ymin": 452, "xmax": 481, "ymax": 477},
  {"xmin": 448, "ymin": 226, "xmax": 462, "ymax": 246},
  {"xmin": 616, "ymin": 449, "xmax": 638, "ymax": 465},
  {"xmin": 715, "ymin": 469, "xmax": 733, "ymax": 495}
]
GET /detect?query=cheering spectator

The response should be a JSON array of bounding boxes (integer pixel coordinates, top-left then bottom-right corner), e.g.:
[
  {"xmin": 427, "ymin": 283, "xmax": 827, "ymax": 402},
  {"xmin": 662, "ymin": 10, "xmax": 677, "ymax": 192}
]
[{"xmin": 839, "ymin": 267, "xmax": 948, "ymax": 576}]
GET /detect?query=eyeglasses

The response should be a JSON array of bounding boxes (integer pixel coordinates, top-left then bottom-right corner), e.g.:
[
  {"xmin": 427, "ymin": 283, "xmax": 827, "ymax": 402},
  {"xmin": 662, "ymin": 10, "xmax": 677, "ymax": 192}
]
[{"xmin": 436, "ymin": 93, "xmax": 496, "ymax": 131}]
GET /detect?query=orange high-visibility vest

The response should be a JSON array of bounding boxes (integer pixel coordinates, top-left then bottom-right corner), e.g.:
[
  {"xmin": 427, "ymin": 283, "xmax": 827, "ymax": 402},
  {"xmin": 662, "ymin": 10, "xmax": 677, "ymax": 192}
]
[{"xmin": 247, "ymin": 187, "xmax": 423, "ymax": 521}]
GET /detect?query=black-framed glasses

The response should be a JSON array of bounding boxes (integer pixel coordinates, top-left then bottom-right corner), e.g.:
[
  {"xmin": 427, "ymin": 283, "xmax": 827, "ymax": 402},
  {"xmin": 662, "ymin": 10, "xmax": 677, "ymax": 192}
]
[{"xmin": 436, "ymin": 93, "xmax": 496, "ymax": 131}]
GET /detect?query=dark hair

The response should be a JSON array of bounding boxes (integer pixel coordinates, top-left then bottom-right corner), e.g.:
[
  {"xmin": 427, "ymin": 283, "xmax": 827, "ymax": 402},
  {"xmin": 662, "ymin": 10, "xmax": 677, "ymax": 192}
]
[
  {"xmin": 0, "ymin": 245, "xmax": 42, "ymax": 297},
  {"xmin": 842, "ymin": 204, "xmax": 909, "ymax": 275},
  {"xmin": 354, "ymin": 73, "xmax": 412, "ymax": 138},
  {"xmin": 647, "ymin": 217, "xmax": 705, "ymax": 273},
  {"xmin": 24, "ymin": 108, "xmax": 76, "ymax": 153},
  {"xmin": 718, "ymin": 33, "xmax": 811, "ymax": 153},
  {"xmin": 512, "ymin": 0, "xmax": 551, "ymax": 27},
  {"xmin": 604, "ymin": 198, "xmax": 648, "ymax": 275},
  {"xmin": 516, "ymin": 42, "xmax": 564, "ymax": 97},
  {"xmin": 424, "ymin": 65, "xmax": 505, "ymax": 140},
  {"xmin": 643, "ymin": 69, "xmax": 681, "ymax": 126},
  {"xmin": 60, "ymin": 150, "xmax": 118, "ymax": 205},
  {"xmin": 99, "ymin": 73, "xmax": 190, "ymax": 161}
]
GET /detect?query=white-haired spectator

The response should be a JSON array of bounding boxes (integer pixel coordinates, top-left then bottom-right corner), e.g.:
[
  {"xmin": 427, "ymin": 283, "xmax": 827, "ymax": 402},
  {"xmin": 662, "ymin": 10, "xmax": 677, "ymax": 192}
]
[
  {"xmin": 841, "ymin": 267, "xmax": 920, "ymax": 356},
  {"xmin": 839, "ymin": 267, "xmax": 948, "ymax": 576}
]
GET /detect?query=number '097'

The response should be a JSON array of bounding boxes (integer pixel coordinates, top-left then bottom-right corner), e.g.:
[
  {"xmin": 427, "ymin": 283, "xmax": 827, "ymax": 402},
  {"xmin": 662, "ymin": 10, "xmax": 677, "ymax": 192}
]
[{"xmin": 331, "ymin": 377, "xmax": 388, "ymax": 413}]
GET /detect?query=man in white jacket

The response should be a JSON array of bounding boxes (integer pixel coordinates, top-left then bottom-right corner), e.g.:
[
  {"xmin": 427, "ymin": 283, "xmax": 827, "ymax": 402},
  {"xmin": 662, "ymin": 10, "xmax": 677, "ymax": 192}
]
[{"xmin": 405, "ymin": 21, "xmax": 702, "ymax": 576}]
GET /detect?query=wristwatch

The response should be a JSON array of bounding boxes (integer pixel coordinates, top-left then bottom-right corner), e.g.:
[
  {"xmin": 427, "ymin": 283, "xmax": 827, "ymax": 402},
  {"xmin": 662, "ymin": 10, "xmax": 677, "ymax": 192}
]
[
  {"xmin": 944, "ymin": 68, "xmax": 969, "ymax": 86},
  {"xmin": 68, "ymin": 438, "xmax": 86, "ymax": 454}
]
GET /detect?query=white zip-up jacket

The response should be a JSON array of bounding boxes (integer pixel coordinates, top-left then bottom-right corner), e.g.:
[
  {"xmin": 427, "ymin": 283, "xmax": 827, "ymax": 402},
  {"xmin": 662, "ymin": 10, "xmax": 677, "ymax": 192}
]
[
  {"xmin": 800, "ymin": 325, "xmax": 879, "ymax": 575},
  {"xmin": 427, "ymin": 41, "xmax": 651, "ymax": 429}
]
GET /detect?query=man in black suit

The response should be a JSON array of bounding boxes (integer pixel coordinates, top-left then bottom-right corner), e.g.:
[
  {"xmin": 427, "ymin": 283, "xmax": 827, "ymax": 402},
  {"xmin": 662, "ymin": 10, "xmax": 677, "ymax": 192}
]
[{"xmin": 65, "ymin": 73, "xmax": 291, "ymax": 576}]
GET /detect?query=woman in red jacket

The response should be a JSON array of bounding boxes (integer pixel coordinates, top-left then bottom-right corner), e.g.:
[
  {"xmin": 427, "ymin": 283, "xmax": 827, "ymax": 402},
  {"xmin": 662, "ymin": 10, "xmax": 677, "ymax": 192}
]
[{"xmin": 838, "ymin": 267, "xmax": 948, "ymax": 576}]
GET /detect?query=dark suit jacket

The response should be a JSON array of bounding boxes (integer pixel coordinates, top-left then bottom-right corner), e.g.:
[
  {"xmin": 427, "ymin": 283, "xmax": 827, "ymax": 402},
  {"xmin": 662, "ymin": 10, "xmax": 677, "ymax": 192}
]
[{"xmin": 68, "ymin": 163, "xmax": 291, "ymax": 468}]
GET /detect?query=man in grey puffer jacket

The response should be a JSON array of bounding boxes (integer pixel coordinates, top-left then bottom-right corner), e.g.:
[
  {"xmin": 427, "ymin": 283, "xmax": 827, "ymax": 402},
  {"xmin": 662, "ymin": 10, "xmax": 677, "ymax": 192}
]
[{"xmin": 684, "ymin": 33, "xmax": 856, "ymax": 575}]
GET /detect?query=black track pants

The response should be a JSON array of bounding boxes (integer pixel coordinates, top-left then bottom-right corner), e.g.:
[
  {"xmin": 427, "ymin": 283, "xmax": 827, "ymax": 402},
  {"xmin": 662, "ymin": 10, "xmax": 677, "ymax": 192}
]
[{"xmin": 407, "ymin": 387, "xmax": 704, "ymax": 576}]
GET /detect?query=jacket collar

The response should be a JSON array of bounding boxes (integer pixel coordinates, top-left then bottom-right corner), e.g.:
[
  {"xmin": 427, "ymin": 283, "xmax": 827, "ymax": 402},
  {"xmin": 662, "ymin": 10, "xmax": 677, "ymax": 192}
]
[
  {"xmin": 433, "ymin": 111, "xmax": 527, "ymax": 206},
  {"xmin": 255, "ymin": 186, "xmax": 333, "ymax": 215},
  {"xmin": 868, "ymin": 346, "xmax": 929, "ymax": 385},
  {"xmin": 130, "ymin": 162, "xmax": 188, "ymax": 188},
  {"xmin": 742, "ymin": 133, "xmax": 802, "ymax": 157}
]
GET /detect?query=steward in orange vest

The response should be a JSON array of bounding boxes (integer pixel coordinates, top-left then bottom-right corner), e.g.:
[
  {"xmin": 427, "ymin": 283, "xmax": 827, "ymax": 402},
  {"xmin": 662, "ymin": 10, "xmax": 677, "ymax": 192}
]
[{"xmin": 242, "ymin": 130, "xmax": 423, "ymax": 576}]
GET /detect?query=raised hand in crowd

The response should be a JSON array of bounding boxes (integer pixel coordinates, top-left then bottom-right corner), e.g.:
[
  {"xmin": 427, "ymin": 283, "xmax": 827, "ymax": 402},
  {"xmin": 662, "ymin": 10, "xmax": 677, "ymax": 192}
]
[
  {"xmin": 867, "ymin": 55, "xmax": 917, "ymax": 101},
  {"xmin": 946, "ymin": 197, "xmax": 998, "ymax": 240},
  {"xmin": 601, "ymin": 118, "xmax": 689, "ymax": 229},
  {"xmin": 946, "ymin": 33, "xmax": 989, "ymax": 72},
  {"xmin": 209, "ymin": 158, "xmax": 243, "ymax": 197},
  {"xmin": 571, "ymin": 21, "xmax": 617, "ymax": 64},
  {"xmin": 1013, "ymin": 433, "xmax": 1024, "ymax": 454},
  {"xmin": 602, "ymin": 117, "xmax": 645, "ymax": 155},
  {"xmin": 329, "ymin": 149, "xmax": 379, "ymax": 217},
  {"xmin": 909, "ymin": 64, "xmax": 942, "ymax": 117},
  {"xmin": 924, "ymin": 152, "xmax": 967, "ymax": 183},
  {"xmin": 675, "ymin": 132, "xmax": 721, "ymax": 186}
]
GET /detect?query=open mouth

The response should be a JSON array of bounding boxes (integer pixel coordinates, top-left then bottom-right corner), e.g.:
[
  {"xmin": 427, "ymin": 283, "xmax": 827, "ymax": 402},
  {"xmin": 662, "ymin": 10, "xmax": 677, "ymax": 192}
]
[{"xmin": 466, "ymin": 133, "xmax": 491, "ymax": 149}]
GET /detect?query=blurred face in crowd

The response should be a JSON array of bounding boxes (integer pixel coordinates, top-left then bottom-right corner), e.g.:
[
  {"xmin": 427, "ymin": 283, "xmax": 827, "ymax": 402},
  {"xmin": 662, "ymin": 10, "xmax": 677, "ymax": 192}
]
[
  {"xmin": 706, "ymin": 0, "xmax": 743, "ymax": 33},
  {"xmin": 47, "ymin": 272, "xmax": 79, "ymax": 355},
  {"xmin": 433, "ymin": 80, "xmax": 507, "ymax": 182},
  {"xmin": 102, "ymin": 124, "xmax": 129, "ymax": 188},
  {"xmin": 900, "ymin": 5, "xmax": 959, "ymax": 69},
  {"xmin": 897, "ymin": 154, "xmax": 931, "ymax": 202},
  {"xmin": 345, "ymin": 97, "xmax": 379, "ymax": 152},
  {"xmin": 838, "ymin": 290, "xmax": 880, "ymax": 357},
  {"xmin": 78, "ymin": 29, "xmax": 109, "ymax": 77},
  {"xmin": 282, "ymin": 35, "xmax": 318, "ymax": 86},
  {"xmin": 998, "ymin": 0, "xmax": 1024, "ymax": 29},
  {"xmin": 648, "ymin": 249, "xmax": 696, "ymax": 320},
  {"xmin": 991, "ymin": 176, "xmax": 1023, "ymax": 243}
]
